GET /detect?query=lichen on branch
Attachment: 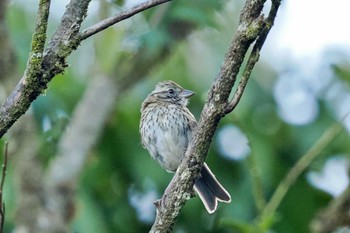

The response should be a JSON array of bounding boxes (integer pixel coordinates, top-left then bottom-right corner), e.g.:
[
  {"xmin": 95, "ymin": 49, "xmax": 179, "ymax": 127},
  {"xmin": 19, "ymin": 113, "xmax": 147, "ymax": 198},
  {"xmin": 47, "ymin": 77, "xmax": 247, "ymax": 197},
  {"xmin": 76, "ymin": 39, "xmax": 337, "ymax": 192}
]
[{"xmin": 0, "ymin": 0, "xmax": 170, "ymax": 138}]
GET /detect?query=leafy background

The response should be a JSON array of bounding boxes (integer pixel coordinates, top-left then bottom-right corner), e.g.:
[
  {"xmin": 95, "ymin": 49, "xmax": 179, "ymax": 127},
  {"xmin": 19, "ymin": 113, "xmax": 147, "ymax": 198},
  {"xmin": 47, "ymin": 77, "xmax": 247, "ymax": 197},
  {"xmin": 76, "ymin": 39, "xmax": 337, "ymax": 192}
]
[{"xmin": 0, "ymin": 0, "xmax": 350, "ymax": 232}]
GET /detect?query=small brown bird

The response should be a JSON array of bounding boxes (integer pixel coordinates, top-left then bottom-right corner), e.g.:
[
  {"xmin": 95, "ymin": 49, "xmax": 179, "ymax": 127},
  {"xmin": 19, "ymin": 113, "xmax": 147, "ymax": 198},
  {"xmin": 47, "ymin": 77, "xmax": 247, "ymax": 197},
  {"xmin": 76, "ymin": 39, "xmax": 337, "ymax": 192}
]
[{"xmin": 139, "ymin": 80, "xmax": 231, "ymax": 214}]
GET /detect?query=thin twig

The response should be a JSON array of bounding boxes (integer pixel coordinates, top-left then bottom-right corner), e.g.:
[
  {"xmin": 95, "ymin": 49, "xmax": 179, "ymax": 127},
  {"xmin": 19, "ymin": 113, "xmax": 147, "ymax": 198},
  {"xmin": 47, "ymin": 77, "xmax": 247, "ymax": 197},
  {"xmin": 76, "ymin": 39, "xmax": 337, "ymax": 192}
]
[
  {"xmin": 226, "ymin": 0, "xmax": 281, "ymax": 113},
  {"xmin": 0, "ymin": 142, "xmax": 8, "ymax": 233},
  {"xmin": 80, "ymin": 0, "xmax": 172, "ymax": 40},
  {"xmin": 225, "ymin": 43, "xmax": 261, "ymax": 113},
  {"xmin": 259, "ymin": 121, "xmax": 344, "ymax": 227}
]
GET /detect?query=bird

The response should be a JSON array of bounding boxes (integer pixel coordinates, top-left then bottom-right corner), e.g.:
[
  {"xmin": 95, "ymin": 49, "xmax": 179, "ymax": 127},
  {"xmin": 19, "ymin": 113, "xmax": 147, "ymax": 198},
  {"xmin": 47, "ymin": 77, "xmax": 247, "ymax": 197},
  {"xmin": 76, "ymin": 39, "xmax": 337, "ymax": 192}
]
[{"xmin": 139, "ymin": 80, "xmax": 231, "ymax": 214}]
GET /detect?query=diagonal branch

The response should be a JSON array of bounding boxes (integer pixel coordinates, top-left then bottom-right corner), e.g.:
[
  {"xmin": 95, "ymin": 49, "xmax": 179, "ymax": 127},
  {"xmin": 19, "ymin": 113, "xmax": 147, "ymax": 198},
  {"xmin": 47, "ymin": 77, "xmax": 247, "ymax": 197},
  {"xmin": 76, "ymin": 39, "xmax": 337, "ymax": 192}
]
[
  {"xmin": 150, "ymin": 0, "xmax": 282, "ymax": 232},
  {"xmin": 0, "ymin": 0, "xmax": 51, "ymax": 137},
  {"xmin": 80, "ymin": 0, "xmax": 172, "ymax": 40},
  {"xmin": 0, "ymin": 0, "xmax": 171, "ymax": 139},
  {"xmin": 0, "ymin": 0, "xmax": 89, "ymax": 138}
]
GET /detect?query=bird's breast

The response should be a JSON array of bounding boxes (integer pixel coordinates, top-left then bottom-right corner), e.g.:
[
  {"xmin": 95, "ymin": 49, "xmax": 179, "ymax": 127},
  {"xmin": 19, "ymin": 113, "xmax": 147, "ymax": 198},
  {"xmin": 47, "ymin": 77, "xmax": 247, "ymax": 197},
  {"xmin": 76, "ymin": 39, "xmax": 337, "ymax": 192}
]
[{"xmin": 140, "ymin": 104, "xmax": 192, "ymax": 171}]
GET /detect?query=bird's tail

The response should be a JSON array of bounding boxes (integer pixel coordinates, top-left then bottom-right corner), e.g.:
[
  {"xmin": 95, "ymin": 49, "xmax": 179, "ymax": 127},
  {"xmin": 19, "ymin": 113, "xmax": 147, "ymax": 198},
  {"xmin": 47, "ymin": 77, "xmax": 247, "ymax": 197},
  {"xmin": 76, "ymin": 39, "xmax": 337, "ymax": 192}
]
[{"xmin": 194, "ymin": 163, "xmax": 231, "ymax": 214}]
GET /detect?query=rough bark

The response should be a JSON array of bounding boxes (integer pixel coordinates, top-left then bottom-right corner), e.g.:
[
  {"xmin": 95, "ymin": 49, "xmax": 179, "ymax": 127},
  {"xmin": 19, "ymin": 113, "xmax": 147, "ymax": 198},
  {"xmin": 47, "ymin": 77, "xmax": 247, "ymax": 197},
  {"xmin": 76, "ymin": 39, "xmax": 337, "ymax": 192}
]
[
  {"xmin": 0, "ymin": 0, "xmax": 88, "ymax": 137},
  {"xmin": 0, "ymin": 0, "xmax": 282, "ymax": 232},
  {"xmin": 150, "ymin": 0, "xmax": 282, "ymax": 232},
  {"xmin": 0, "ymin": 0, "xmax": 171, "ymax": 231},
  {"xmin": 0, "ymin": 0, "xmax": 171, "ymax": 138},
  {"xmin": 9, "ymin": 1, "xmax": 197, "ymax": 231}
]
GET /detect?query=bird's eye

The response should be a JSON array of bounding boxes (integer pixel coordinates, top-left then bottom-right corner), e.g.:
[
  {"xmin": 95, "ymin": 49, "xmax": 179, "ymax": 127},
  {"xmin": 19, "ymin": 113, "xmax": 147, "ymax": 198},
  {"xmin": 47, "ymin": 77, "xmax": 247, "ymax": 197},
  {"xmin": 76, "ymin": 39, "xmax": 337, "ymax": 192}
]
[{"xmin": 168, "ymin": 88, "xmax": 174, "ymax": 94}]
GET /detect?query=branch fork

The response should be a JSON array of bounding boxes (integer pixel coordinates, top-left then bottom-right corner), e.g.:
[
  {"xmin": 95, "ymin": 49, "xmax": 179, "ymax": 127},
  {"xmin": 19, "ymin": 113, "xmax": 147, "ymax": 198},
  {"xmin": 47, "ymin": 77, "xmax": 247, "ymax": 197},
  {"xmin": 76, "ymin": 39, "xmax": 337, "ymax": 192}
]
[
  {"xmin": 150, "ymin": 0, "xmax": 282, "ymax": 231},
  {"xmin": 0, "ymin": 0, "xmax": 172, "ymax": 137}
]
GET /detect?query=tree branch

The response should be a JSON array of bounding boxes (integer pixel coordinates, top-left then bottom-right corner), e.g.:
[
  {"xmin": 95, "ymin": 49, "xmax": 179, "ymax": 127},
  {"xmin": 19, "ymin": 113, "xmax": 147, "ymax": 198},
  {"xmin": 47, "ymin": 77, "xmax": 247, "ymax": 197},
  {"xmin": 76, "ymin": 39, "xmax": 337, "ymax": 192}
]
[
  {"xmin": 42, "ymin": 2, "xmax": 193, "ymax": 228},
  {"xmin": 80, "ymin": 0, "xmax": 172, "ymax": 40},
  {"xmin": 0, "ymin": 0, "xmax": 88, "ymax": 138},
  {"xmin": 29, "ymin": 0, "xmax": 50, "ymax": 57},
  {"xmin": 0, "ymin": 0, "xmax": 51, "ymax": 137},
  {"xmin": 0, "ymin": 0, "xmax": 175, "ymax": 139},
  {"xmin": 150, "ymin": 0, "xmax": 282, "ymax": 231}
]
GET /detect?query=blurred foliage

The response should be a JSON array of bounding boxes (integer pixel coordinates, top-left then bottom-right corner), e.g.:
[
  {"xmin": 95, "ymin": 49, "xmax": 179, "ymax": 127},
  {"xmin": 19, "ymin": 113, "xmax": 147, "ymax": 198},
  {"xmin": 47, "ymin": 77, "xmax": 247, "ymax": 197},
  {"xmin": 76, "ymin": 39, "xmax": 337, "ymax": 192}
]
[
  {"xmin": 332, "ymin": 63, "xmax": 350, "ymax": 85},
  {"xmin": 1, "ymin": 0, "xmax": 350, "ymax": 233}
]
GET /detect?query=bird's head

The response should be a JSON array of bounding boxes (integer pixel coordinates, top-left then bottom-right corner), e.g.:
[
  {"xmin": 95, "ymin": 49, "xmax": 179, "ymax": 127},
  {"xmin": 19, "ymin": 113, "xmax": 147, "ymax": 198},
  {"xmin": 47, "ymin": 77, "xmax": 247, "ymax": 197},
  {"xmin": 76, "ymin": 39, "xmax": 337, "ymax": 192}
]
[{"xmin": 149, "ymin": 80, "xmax": 195, "ymax": 106}]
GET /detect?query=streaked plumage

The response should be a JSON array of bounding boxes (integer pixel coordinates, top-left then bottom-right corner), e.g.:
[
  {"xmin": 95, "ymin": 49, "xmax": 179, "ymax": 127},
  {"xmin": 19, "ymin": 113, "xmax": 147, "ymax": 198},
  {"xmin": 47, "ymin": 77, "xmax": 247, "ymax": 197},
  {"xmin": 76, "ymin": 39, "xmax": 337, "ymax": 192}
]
[{"xmin": 140, "ymin": 80, "xmax": 231, "ymax": 213}]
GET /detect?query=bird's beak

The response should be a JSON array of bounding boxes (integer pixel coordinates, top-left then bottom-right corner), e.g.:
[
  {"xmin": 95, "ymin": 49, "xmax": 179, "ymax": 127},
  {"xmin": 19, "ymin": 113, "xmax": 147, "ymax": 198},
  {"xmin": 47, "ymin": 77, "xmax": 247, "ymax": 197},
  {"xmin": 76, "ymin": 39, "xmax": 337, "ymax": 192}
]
[{"xmin": 181, "ymin": 89, "xmax": 195, "ymax": 98}]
